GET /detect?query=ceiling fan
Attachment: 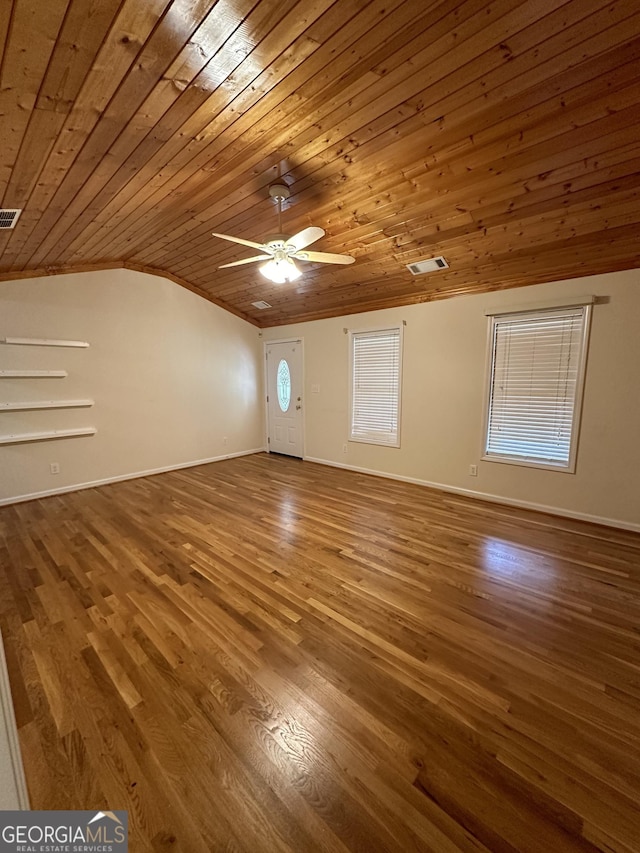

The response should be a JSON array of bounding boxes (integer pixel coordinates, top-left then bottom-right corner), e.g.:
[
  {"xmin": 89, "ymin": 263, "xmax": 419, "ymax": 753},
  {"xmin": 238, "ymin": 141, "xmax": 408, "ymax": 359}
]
[{"xmin": 212, "ymin": 184, "xmax": 355, "ymax": 284}]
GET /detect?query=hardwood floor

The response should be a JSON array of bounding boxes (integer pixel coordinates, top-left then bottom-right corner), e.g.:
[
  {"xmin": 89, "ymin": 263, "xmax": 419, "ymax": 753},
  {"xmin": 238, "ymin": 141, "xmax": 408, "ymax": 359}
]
[{"xmin": 0, "ymin": 453, "xmax": 639, "ymax": 852}]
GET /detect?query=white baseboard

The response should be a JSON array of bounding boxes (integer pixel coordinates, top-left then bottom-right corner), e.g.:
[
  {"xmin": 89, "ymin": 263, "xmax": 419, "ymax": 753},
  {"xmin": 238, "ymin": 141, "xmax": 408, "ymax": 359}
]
[
  {"xmin": 0, "ymin": 447, "xmax": 266, "ymax": 507},
  {"xmin": 303, "ymin": 456, "xmax": 640, "ymax": 534},
  {"xmin": 4, "ymin": 449, "xmax": 636, "ymax": 534},
  {"xmin": 0, "ymin": 629, "xmax": 30, "ymax": 809}
]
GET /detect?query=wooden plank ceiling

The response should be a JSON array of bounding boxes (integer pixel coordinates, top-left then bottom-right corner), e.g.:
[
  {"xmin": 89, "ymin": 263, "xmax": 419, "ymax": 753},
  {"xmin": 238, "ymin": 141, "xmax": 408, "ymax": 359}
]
[{"xmin": 0, "ymin": 0, "xmax": 639, "ymax": 327}]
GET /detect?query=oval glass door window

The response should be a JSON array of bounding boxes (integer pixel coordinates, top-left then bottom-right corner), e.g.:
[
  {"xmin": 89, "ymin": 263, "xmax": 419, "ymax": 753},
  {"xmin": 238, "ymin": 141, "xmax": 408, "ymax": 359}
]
[{"xmin": 277, "ymin": 359, "xmax": 291, "ymax": 412}]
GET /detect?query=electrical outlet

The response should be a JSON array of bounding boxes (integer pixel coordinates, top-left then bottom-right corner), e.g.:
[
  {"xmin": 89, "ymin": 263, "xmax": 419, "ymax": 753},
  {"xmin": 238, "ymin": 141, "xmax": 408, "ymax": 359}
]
[
  {"xmin": 469, "ymin": 464, "xmax": 478, "ymax": 476},
  {"xmin": 342, "ymin": 443, "xmax": 348, "ymax": 454},
  {"xmin": 223, "ymin": 436, "xmax": 228, "ymax": 446},
  {"xmin": 50, "ymin": 462, "xmax": 60, "ymax": 474}
]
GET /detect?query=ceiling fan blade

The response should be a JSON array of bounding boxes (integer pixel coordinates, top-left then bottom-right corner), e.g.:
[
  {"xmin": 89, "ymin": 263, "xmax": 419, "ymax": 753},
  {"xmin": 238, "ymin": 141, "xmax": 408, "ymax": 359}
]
[
  {"xmin": 295, "ymin": 249, "xmax": 355, "ymax": 265},
  {"xmin": 286, "ymin": 226, "xmax": 325, "ymax": 252},
  {"xmin": 218, "ymin": 255, "xmax": 269, "ymax": 269},
  {"xmin": 212, "ymin": 231, "xmax": 266, "ymax": 251}
]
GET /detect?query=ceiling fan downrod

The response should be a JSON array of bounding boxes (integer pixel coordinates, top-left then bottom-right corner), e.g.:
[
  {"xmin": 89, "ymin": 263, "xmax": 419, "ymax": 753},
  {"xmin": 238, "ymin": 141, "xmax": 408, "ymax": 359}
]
[{"xmin": 269, "ymin": 183, "xmax": 290, "ymax": 234}]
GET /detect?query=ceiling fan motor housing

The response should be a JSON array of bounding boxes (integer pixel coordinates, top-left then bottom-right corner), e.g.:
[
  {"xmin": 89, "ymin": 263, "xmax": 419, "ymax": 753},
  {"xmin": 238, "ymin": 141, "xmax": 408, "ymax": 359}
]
[{"xmin": 268, "ymin": 183, "xmax": 290, "ymax": 202}]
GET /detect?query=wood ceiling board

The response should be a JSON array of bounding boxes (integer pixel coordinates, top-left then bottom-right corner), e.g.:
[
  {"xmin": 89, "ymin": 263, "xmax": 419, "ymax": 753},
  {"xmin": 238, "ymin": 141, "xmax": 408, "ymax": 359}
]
[
  {"xmin": 51, "ymin": 0, "xmax": 353, "ymax": 264},
  {"xmin": 42, "ymin": 0, "xmax": 564, "ymax": 260},
  {"xmin": 16, "ymin": 0, "xmax": 225, "ymax": 271},
  {"xmin": 1, "ymin": 0, "xmax": 639, "ymax": 326},
  {"xmin": 88, "ymin": 0, "xmax": 554, "ymax": 263},
  {"xmin": 0, "ymin": 262, "xmax": 123, "ymax": 283},
  {"xmin": 33, "ymin": 0, "xmax": 261, "ymax": 261},
  {"xmin": 107, "ymin": 20, "xmax": 640, "ymax": 270},
  {"xmin": 72, "ymin": 61, "xmax": 636, "ymax": 272},
  {"xmin": 0, "ymin": 0, "xmax": 70, "ymax": 200},
  {"xmin": 0, "ymin": 0, "xmax": 175, "ymax": 268},
  {"xmin": 30, "ymin": 0, "xmax": 320, "ymax": 260},
  {"xmin": 3, "ymin": 0, "xmax": 125, "ymax": 206}
]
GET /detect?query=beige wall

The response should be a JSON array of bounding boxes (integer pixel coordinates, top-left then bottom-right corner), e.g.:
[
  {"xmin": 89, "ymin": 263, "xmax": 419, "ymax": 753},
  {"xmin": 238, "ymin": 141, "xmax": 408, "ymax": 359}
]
[
  {"xmin": 263, "ymin": 269, "xmax": 640, "ymax": 530},
  {"xmin": 0, "ymin": 269, "xmax": 263, "ymax": 503},
  {"xmin": 3, "ymin": 267, "xmax": 638, "ymax": 528}
]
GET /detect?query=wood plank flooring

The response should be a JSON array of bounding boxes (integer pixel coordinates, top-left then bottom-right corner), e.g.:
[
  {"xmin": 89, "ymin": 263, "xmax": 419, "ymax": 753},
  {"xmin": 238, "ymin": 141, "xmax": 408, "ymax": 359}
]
[{"xmin": 0, "ymin": 453, "xmax": 639, "ymax": 852}]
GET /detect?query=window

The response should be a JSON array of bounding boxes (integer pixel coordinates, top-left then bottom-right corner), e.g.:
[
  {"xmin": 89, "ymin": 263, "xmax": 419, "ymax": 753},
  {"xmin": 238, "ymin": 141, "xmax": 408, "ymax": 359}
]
[
  {"xmin": 483, "ymin": 303, "xmax": 592, "ymax": 472},
  {"xmin": 276, "ymin": 359, "xmax": 291, "ymax": 412},
  {"xmin": 349, "ymin": 326, "xmax": 402, "ymax": 447}
]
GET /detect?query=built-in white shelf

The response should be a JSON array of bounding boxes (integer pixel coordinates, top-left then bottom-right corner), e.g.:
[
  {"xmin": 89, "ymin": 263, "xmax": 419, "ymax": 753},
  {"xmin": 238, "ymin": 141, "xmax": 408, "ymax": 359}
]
[
  {"xmin": 0, "ymin": 427, "xmax": 96, "ymax": 445},
  {"xmin": 0, "ymin": 370, "xmax": 68, "ymax": 378},
  {"xmin": 0, "ymin": 337, "xmax": 89, "ymax": 348},
  {"xmin": 0, "ymin": 399, "xmax": 93, "ymax": 412}
]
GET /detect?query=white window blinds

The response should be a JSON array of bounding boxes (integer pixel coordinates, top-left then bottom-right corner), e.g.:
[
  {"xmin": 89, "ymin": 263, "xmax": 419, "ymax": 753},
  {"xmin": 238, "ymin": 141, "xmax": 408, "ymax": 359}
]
[
  {"xmin": 350, "ymin": 327, "xmax": 402, "ymax": 447},
  {"xmin": 485, "ymin": 306, "xmax": 590, "ymax": 470}
]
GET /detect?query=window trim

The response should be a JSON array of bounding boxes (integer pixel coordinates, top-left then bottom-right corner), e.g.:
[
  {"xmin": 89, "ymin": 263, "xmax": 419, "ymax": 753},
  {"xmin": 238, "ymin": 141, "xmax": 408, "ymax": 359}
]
[
  {"xmin": 348, "ymin": 324, "xmax": 403, "ymax": 448},
  {"xmin": 481, "ymin": 302, "xmax": 593, "ymax": 473}
]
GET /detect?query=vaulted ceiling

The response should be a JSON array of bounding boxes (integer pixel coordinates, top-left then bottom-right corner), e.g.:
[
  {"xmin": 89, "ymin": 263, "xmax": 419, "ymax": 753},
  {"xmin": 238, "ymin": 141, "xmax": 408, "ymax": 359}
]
[{"xmin": 0, "ymin": 0, "xmax": 639, "ymax": 327}]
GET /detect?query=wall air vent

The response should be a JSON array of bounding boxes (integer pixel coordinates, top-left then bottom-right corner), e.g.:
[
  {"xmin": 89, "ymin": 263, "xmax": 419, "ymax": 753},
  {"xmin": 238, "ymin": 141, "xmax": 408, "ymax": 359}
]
[
  {"xmin": 251, "ymin": 300, "xmax": 272, "ymax": 309},
  {"xmin": 0, "ymin": 209, "xmax": 22, "ymax": 229},
  {"xmin": 406, "ymin": 256, "xmax": 449, "ymax": 275}
]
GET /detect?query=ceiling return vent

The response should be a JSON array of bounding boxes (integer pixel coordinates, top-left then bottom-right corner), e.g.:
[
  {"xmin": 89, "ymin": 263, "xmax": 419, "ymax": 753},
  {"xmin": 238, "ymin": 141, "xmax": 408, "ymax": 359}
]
[
  {"xmin": 251, "ymin": 300, "xmax": 272, "ymax": 309},
  {"xmin": 406, "ymin": 256, "xmax": 449, "ymax": 275},
  {"xmin": 0, "ymin": 209, "xmax": 22, "ymax": 229}
]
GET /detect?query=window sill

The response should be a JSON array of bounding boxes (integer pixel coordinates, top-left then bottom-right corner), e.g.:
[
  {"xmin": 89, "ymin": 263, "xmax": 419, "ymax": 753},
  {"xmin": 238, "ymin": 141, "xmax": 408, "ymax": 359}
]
[
  {"xmin": 481, "ymin": 453, "xmax": 575, "ymax": 474},
  {"xmin": 349, "ymin": 436, "xmax": 400, "ymax": 449}
]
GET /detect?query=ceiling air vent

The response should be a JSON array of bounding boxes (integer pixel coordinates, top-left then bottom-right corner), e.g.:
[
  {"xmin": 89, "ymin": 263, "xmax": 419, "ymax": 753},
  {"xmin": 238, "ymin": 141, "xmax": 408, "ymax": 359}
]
[
  {"xmin": 406, "ymin": 256, "xmax": 449, "ymax": 275},
  {"xmin": 0, "ymin": 209, "xmax": 22, "ymax": 229},
  {"xmin": 251, "ymin": 300, "xmax": 272, "ymax": 310}
]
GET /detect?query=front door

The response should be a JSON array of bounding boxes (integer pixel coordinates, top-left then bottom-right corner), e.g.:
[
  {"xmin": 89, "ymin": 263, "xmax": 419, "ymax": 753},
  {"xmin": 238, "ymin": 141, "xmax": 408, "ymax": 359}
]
[{"xmin": 266, "ymin": 340, "xmax": 303, "ymax": 457}]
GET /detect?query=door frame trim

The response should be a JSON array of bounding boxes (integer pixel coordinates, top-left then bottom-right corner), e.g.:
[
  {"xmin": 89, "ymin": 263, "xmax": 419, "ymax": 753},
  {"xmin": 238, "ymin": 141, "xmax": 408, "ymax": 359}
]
[
  {"xmin": 263, "ymin": 338, "xmax": 305, "ymax": 458},
  {"xmin": 0, "ymin": 629, "xmax": 30, "ymax": 809}
]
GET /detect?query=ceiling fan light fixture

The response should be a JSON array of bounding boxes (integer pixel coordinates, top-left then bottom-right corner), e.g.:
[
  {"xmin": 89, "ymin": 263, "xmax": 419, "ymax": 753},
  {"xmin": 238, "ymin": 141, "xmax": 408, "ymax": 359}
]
[{"xmin": 259, "ymin": 256, "xmax": 302, "ymax": 284}]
